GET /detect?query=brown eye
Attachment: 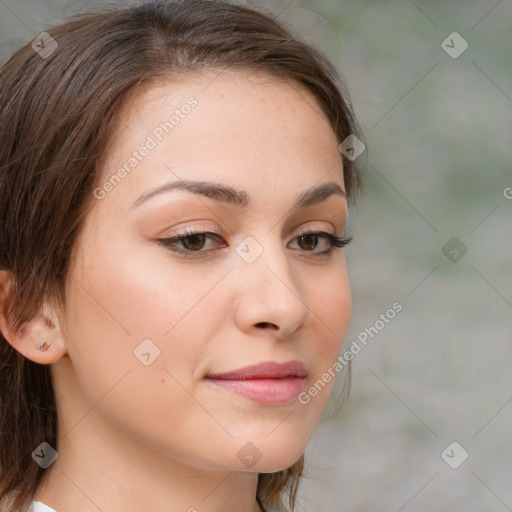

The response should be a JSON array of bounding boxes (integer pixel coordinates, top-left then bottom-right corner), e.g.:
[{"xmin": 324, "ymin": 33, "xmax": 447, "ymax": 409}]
[
  {"xmin": 297, "ymin": 233, "xmax": 319, "ymax": 251},
  {"xmin": 157, "ymin": 231, "xmax": 225, "ymax": 255},
  {"xmin": 289, "ymin": 231, "xmax": 352, "ymax": 255},
  {"xmin": 181, "ymin": 233, "xmax": 207, "ymax": 251}
]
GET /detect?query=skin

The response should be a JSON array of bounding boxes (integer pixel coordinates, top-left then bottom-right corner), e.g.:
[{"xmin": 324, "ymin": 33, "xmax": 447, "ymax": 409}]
[{"xmin": 0, "ymin": 69, "xmax": 351, "ymax": 512}]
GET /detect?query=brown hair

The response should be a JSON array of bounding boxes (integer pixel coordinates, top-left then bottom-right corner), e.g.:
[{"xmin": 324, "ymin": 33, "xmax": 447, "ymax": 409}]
[{"xmin": 0, "ymin": 1, "xmax": 362, "ymax": 510}]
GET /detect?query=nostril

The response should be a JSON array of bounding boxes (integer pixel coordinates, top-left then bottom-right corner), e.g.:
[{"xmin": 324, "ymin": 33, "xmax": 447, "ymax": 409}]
[{"xmin": 255, "ymin": 322, "xmax": 278, "ymax": 329}]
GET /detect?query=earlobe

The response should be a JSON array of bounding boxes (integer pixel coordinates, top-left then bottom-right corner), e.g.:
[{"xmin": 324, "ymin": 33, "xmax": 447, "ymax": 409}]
[{"xmin": 0, "ymin": 270, "xmax": 67, "ymax": 365}]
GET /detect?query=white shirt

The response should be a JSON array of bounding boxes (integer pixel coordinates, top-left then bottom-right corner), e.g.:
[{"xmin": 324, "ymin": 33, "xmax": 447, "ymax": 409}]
[{"xmin": 28, "ymin": 502, "xmax": 58, "ymax": 512}]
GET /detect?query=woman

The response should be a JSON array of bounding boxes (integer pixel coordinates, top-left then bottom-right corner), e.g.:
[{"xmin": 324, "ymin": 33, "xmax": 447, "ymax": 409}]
[{"xmin": 0, "ymin": 1, "xmax": 363, "ymax": 510}]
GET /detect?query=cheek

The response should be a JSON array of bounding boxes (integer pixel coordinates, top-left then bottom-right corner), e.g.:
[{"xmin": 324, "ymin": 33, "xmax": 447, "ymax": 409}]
[
  {"xmin": 62, "ymin": 235, "xmax": 230, "ymax": 393},
  {"xmin": 72, "ymin": 233, "xmax": 221, "ymax": 340},
  {"xmin": 59, "ymin": 253, "xmax": 225, "ymax": 451},
  {"xmin": 302, "ymin": 261, "xmax": 351, "ymax": 405},
  {"xmin": 308, "ymin": 260, "xmax": 352, "ymax": 348}
]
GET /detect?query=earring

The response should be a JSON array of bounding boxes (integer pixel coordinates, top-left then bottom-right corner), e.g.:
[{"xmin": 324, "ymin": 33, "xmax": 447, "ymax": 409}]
[{"xmin": 38, "ymin": 339, "xmax": 51, "ymax": 352}]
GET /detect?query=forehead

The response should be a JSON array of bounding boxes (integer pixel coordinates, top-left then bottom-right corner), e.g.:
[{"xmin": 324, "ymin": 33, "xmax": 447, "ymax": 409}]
[
  {"xmin": 119, "ymin": 68, "xmax": 329, "ymax": 126},
  {"xmin": 95, "ymin": 69, "xmax": 344, "ymax": 209}
]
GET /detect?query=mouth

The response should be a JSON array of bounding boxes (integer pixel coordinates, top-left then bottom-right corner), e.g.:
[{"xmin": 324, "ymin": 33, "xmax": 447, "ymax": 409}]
[{"xmin": 205, "ymin": 360, "xmax": 307, "ymax": 405}]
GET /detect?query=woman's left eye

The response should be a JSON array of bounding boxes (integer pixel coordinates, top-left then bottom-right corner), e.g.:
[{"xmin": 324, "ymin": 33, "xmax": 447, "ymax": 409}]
[
  {"xmin": 290, "ymin": 231, "xmax": 352, "ymax": 253},
  {"xmin": 157, "ymin": 229, "xmax": 352, "ymax": 257}
]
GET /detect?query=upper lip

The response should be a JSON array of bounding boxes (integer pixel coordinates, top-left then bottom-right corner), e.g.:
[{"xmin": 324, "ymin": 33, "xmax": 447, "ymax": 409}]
[{"xmin": 206, "ymin": 360, "xmax": 307, "ymax": 380}]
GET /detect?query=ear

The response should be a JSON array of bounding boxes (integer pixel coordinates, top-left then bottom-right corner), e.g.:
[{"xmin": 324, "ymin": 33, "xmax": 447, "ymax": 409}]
[{"xmin": 0, "ymin": 270, "xmax": 67, "ymax": 364}]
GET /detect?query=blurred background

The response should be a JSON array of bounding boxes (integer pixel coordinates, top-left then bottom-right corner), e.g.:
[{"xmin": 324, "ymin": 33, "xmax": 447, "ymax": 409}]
[{"xmin": 1, "ymin": 0, "xmax": 511, "ymax": 510}]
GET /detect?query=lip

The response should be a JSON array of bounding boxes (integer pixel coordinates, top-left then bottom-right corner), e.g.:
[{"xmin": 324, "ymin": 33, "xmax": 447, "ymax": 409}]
[
  {"xmin": 206, "ymin": 360, "xmax": 307, "ymax": 380},
  {"xmin": 205, "ymin": 360, "xmax": 307, "ymax": 405}
]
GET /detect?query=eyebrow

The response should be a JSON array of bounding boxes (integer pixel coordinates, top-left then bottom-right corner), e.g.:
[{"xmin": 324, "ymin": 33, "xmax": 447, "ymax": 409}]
[{"xmin": 129, "ymin": 179, "xmax": 347, "ymax": 211}]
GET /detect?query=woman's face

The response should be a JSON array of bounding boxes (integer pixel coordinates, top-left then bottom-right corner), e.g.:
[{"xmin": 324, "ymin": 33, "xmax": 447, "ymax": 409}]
[{"xmin": 55, "ymin": 70, "xmax": 351, "ymax": 474}]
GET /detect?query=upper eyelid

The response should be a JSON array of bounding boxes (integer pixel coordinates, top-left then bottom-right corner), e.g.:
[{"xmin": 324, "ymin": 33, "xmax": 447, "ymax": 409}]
[
  {"xmin": 162, "ymin": 222, "xmax": 221, "ymax": 236},
  {"xmin": 164, "ymin": 228, "xmax": 338, "ymax": 245},
  {"xmin": 165, "ymin": 219, "xmax": 343, "ymax": 237}
]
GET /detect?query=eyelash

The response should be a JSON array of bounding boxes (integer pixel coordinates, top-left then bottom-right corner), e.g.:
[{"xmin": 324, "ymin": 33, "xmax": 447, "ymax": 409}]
[{"xmin": 156, "ymin": 227, "xmax": 352, "ymax": 258}]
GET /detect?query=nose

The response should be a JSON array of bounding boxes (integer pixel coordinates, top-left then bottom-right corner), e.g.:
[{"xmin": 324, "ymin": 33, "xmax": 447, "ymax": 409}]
[{"xmin": 232, "ymin": 236, "xmax": 310, "ymax": 339}]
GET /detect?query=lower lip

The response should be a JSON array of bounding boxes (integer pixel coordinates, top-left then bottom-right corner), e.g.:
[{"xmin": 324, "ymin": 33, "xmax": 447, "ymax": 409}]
[{"xmin": 206, "ymin": 377, "xmax": 306, "ymax": 404}]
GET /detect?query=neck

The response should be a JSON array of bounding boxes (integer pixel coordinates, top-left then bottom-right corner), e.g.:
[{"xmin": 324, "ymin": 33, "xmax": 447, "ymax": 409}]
[{"xmin": 33, "ymin": 417, "xmax": 264, "ymax": 512}]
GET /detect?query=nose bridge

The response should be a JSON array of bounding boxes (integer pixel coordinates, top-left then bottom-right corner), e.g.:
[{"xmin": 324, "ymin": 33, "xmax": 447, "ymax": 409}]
[{"xmin": 236, "ymin": 232, "xmax": 297, "ymax": 292}]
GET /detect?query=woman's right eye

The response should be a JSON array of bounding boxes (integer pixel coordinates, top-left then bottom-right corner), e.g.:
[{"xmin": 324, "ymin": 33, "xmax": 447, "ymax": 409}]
[{"xmin": 157, "ymin": 231, "xmax": 226, "ymax": 255}]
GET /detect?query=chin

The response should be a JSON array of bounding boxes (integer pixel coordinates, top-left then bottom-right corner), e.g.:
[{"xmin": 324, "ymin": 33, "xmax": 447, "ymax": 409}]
[{"xmin": 231, "ymin": 437, "xmax": 306, "ymax": 474}]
